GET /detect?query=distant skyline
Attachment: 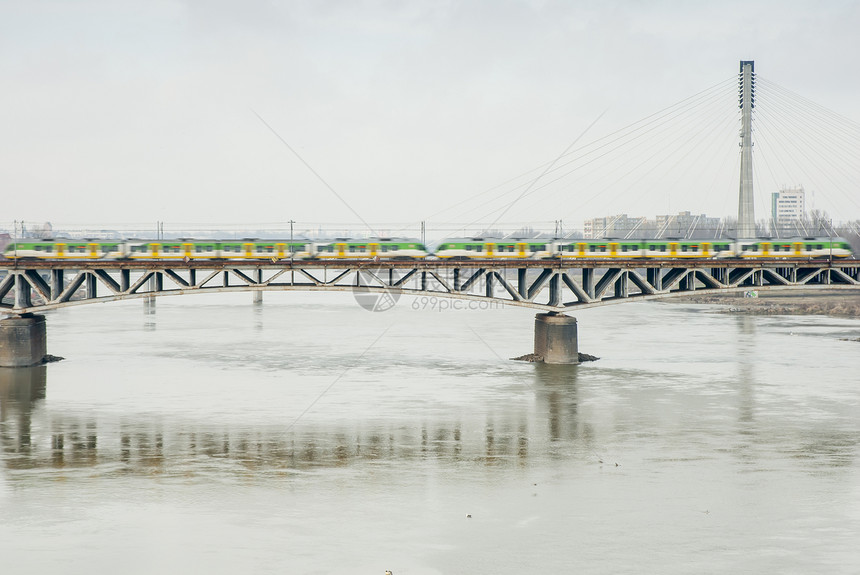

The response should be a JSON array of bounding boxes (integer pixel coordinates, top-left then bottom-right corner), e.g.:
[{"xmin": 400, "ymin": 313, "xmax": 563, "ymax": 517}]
[{"xmin": 2, "ymin": 0, "xmax": 859, "ymax": 228}]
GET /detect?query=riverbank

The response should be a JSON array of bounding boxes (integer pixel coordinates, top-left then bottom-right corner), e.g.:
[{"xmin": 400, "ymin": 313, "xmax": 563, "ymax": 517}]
[{"xmin": 670, "ymin": 289, "xmax": 860, "ymax": 317}]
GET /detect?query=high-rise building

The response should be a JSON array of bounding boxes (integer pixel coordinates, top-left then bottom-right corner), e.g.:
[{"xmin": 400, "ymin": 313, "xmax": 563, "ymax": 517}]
[{"xmin": 771, "ymin": 186, "xmax": 805, "ymax": 225}]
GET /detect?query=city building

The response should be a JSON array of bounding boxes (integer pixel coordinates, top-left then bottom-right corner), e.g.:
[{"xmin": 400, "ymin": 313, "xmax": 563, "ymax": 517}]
[
  {"xmin": 582, "ymin": 214, "xmax": 644, "ymax": 239},
  {"xmin": 771, "ymin": 186, "xmax": 806, "ymax": 225}
]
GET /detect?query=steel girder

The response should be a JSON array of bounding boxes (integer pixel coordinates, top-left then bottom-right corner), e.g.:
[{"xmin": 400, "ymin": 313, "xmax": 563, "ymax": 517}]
[{"xmin": 1, "ymin": 259, "xmax": 859, "ymax": 315}]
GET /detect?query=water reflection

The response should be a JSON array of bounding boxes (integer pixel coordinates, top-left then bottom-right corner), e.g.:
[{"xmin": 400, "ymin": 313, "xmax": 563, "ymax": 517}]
[
  {"xmin": 734, "ymin": 315, "xmax": 756, "ymax": 426},
  {"xmin": 532, "ymin": 364, "xmax": 583, "ymax": 445},
  {"xmin": 0, "ymin": 366, "xmax": 46, "ymax": 455},
  {"xmin": 1, "ymin": 362, "xmax": 855, "ymax": 477},
  {"xmin": 0, "ymin": 366, "xmax": 579, "ymax": 474}
]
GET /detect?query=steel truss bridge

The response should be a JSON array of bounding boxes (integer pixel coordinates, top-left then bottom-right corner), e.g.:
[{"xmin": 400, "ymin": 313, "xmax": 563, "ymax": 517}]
[{"xmin": 2, "ymin": 258, "xmax": 859, "ymax": 315}]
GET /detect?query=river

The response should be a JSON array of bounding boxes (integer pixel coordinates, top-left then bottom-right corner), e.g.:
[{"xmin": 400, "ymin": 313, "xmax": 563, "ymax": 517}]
[{"xmin": 2, "ymin": 292, "xmax": 860, "ymax": 574}]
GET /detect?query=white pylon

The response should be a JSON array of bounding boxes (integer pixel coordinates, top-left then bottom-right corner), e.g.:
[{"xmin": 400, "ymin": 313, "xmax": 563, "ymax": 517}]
[{"xmin": 737, "ymin": 60, "xmax": 756, "ymax": 238}]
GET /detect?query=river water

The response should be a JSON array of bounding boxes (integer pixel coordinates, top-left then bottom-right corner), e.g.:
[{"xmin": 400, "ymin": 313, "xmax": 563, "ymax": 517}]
[{"xmin": 2, "ymin": 291, "xmax": 859, "ymax": 574}]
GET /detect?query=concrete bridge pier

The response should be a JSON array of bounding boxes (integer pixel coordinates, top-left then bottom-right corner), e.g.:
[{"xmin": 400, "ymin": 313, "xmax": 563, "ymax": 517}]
[
  {"xmin": 534, "ymin": 313, "xmax": 578, "ymax": 364},
  {"xmin": 0, "ymin": 315, "xmax": 47, "ymax": 368}
]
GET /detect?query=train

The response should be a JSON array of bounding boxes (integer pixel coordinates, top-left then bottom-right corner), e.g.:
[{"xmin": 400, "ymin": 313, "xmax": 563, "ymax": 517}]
[{"xmin": 1, "ymin": 236, "xmax": 854, "ymax": 261}]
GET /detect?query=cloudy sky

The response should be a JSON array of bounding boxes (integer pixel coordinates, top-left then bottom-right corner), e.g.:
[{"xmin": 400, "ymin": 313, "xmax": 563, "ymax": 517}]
[{"xmin": 2, "ymin": 0, "xmax": 858, "ymax": 233}]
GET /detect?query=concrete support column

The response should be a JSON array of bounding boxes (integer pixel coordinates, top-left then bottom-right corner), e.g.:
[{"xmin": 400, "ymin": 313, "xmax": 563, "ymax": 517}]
[
  {"xmin": 534, "ymin": 313, "xmax": 578, "ymax": 365},
  {"xmin": 0, "ymin": 315, "xmax": 47, "ymax": 368},
  {"xmin": 253, "ymin": 291, "xmax": 263, "ymax": 304}
]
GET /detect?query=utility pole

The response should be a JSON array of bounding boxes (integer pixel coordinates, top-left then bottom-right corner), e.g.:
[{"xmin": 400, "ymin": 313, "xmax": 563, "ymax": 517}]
[{"xmin": 288, "ymin": 219, "xmax": 295, "ymax": 285}]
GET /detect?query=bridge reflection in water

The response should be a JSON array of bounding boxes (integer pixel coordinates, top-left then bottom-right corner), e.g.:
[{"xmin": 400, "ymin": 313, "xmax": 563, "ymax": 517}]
[
  {"xmin": 1, "ymin": 357, "xmax": 855, "ymax": 477},
  {"xmin": 0, "ymin": 366, "xmax": 578, "ymax": 474}
]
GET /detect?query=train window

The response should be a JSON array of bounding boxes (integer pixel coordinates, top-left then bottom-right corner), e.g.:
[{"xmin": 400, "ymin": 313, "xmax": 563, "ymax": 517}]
[
  {"xmin": 35, "ymin": 245, "xmax": 42, "ymax": 251},
  {"xmin": 816, "ymin": 244, "xmax": 823, "ymax": 250},
  {"xmin": 600, "ymin": 246, "xmax": 606, "ymax": 253},
  {"xmin": 46, "ymin": 246, "xmax": 53, "ymax": 253},
  {"xmin": 691, "ymin": 246, "xmax": 698, "ymax": 252},
  {"xmin": 681, "ymin": 246, "xmax": 687, "ymax": 252},
  {"xmin": 660, "ymin": 246, "xmax": 666, "ymax": 252},
  {"xmin": 392, "ymin": 245, "xmax": 399, "ymax": 251},
  {"xmin": 349, "ymin": 246, "xmax": 356, "ymax": 253},
  {"xmin": 476, "ymin": 246, "xmax": 483, "ymax": 252},
  {"xmin": 466, "ymin": 245, "xmax": 472, "ymax": 251}
]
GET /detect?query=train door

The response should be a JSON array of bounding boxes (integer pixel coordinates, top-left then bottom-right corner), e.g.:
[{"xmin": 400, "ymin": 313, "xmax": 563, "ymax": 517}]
[
  {"xmin": 336, "ymin": 243, "xmax": 346, "ymax": 258},
  {"xmin": 243, "ymin": 243, "xmax": 254, "ymax": 258},
  {"xmin": 793, "ymin": 242, "xmax": 803, "ymax": 257},
  {"xmin": 151, "ymin": 243, "xmax": 160, "ymax": 258},
  {"xmin": 701, "ymin": 242, "xmax": 711, "ymax": 257},
  {"xmin": 183, "ymin": 243, "xmax": 193, "ymax": 259},
  {"xmin": 517, "ymin": 242, "xmax": 527, "ymax": 258},
  {"xmin": 577, "ymin": 243, "xmax": 586, "ymax": 257},
  {"xmin": 56, "ymin": 243, "xmax": 66, "ymax": 258},
  {"xmin": 369, "ymin": 243, "xmax": 379, "ymax": 258},
  {"xmin": 485, "ymin": 243, "xmax": 495, "ymax": 257},
  {"xmin": 761, "ymin": 242, "xmax": 771, "ymax": 257},
  {"xmin": 669, "ymin": 242, "xmax": 678, "ymax": 257},
  {"xmin": 276, "ymin": 243, "xmax": 286, "ymax": 259},
  {"xmin": 609, "ymin": 242, "xmax": 619, "ymax": 257},
  {"xmin": 88, "ymin": 243, "xmax": 99, "ymax": 258}
]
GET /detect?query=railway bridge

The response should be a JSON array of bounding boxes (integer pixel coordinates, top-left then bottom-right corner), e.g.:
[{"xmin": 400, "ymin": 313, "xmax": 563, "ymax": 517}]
[{"xmin": 2, "ymin": 257, "xmax": 859, "ymax": 367}]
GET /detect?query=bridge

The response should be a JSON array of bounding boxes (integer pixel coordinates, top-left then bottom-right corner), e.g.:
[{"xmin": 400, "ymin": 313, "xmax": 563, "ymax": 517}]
[
  {"xmin": 1, "ymin": 256, "xmax": 858, "ymax": 367},
  {"xmin": 2, "ymin": 258, "xmax": 859, "ymax": 316},
  {"xmin": 2, "ymin": 60, "xmax": 859, "ymax": 367}
]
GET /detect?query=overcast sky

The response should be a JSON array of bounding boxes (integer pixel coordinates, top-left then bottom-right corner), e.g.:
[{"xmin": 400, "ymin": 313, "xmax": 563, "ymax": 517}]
[{"xmin": 2, "ymin": 0, "xmax": 858, "ymax": 233}]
